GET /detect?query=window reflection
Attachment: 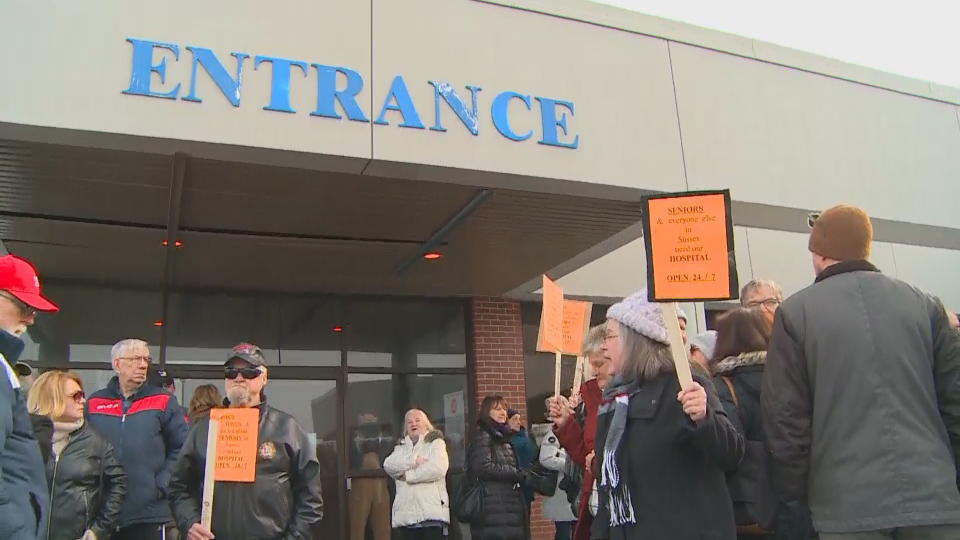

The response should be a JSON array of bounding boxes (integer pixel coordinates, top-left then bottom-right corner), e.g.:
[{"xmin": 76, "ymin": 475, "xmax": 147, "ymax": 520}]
[{"xmin": 345, "ymin": 299, "xmax": 466, "ymax": 368}]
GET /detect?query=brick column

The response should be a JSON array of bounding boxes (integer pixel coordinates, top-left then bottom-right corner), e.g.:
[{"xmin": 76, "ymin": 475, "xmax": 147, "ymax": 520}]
[{"xmin": 469, "ymin": 297, "xmax": 553, "ymax": 540}]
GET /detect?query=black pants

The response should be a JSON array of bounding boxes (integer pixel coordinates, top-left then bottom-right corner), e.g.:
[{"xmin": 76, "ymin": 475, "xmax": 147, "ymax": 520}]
[
  {"xmin": 395, "ymin": 525, "xmax": 445, "ymax": 540},
  {"xmin": 112, "ymin": 523, "xmax": 166, "ymax": 540}
]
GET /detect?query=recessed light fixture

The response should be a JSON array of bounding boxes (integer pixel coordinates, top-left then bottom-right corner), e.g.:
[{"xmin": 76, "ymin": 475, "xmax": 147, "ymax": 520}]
[{"xmin": 423, "ymin": 251, "xmax": 443, "ymax": 261}]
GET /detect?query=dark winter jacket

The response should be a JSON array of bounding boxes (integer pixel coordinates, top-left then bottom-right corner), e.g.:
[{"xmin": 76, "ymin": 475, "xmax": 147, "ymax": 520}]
[
  {"xmin": 44, "ymin": 422, "xmax": 127, "ymax": 540},
  {"xmin": 85, "ymin": 377, "xmax": 188, "ymax": 527},
  {"xmin": 467, "ymin": 417, "xmax": 530, "ymax": 540},
  {"xmin": 510, "ymin": 427, "xmax": 536, "ymax": 504},
  {"xmin": 714, "ymin": 352, "xmax": 776, "ymax": 529},
  {"xmin": 0, "ymin": 331, "xmax": 48, "ymax": 540},
  {"xmin": 715, "ymin": 352, "xmax": 815, "ymax": 539},
  {"xmin": 762, "ymin": 260, "xmax": 960, "ymax": 533},
  {"xmin": 30, "ymin": 414, "xmax": 53, "ymax": 466},
  {"xmin": 591, "ymin": 373, "xmax": 743, "ymax": 540},
  {"xmin": 168, "ymin": 401, "xmax": 324, "ymax": 540}
]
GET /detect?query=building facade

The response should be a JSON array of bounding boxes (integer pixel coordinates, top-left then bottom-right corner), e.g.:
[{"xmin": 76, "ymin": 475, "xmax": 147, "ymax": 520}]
[{"xmin": 3, "ymin": 1, "xmax": 958, "ymax": 538}]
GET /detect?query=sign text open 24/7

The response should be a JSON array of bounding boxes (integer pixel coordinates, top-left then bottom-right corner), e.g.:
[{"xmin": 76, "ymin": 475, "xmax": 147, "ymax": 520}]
[{"xmin": 643, "ymin": 191, "xmax": 737, "ymax": 302}]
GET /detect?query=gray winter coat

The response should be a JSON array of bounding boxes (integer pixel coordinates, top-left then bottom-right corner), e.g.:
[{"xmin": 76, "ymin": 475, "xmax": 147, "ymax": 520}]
[{"xmin": 761, "ymin": 260, "xmax": 960, "ymax": 533}]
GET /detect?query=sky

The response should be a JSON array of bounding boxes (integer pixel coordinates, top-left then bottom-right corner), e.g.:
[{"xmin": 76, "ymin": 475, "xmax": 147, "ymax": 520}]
[{"xmin": 593, "ymin": 0, "xmax": 960, "ymax": 89}]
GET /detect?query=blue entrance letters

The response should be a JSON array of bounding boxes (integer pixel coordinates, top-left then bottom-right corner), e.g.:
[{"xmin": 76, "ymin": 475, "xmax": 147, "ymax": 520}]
[{"xmin": 122, "ymin": 38, "xmax": 579, "ymax": 149}]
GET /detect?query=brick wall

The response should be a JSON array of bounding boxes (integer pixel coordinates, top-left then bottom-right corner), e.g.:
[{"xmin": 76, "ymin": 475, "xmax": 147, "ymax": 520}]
[{"xmin": 469, "ymin": 297, "xmax": 554, "ymax": 540}]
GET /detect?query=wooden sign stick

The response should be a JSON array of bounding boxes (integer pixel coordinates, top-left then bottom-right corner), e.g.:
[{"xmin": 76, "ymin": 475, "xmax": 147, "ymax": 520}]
[
  {"xmin": 553, "ymin": 351, "xmax": 562, "ymax": 400},
  {"xmin": 201, "ymin": 418, "xmax": 220, "ymax": 530},
  {"xmin": 571, "ymin": 355, "xmax": 585, "ymax": 394},
  {"xmin": 661, "ymin": 302, "xmax": 694, "ymax": 390}
]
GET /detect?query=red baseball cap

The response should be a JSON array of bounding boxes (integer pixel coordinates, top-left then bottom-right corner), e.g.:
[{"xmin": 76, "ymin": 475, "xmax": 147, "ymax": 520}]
[{"xmin": 0, "ymin": 255, "xmax": 59, "ymax": 312}]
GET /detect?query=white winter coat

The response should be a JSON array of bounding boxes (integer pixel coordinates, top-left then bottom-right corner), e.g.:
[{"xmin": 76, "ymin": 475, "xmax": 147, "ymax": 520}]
[
  {"xmin": 382, "ymin": 430, "xmax": 451, "ymax": 528},
  {"xmin": 539, "ymin": 429, "xmax": 577, "ymax": 522}
]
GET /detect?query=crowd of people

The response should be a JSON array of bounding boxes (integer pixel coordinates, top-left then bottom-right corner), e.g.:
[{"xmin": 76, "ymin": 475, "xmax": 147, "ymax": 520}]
[{"xmin": 2, "ymin": 203, "xmax": 959, "ymax": 540}]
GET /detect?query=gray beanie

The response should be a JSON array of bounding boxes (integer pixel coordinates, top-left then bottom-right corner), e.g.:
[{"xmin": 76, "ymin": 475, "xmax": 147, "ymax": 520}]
[
  {"xmin": 606, "ymin": 290, "xmax": 670, "ymax": 346},
  {"xmin": 689, "ymin": 331, "xmax": 718, "ymax": 361}
]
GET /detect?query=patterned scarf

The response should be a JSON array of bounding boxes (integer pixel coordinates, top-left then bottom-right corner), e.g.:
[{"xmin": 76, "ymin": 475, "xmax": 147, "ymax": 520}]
[{"xmin": 598, "ymin": 375, "xmax": 641, "ymax": 527}]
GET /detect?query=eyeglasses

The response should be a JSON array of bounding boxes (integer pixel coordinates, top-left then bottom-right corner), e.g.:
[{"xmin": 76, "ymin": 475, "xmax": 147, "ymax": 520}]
[
  {"xmin": 0, "ymin": 291, "xmax": 38, "ymax": 319},
  {"xmin": 117, "ymin": 355, "xmax": 152, "ymax": 365},
  {"xmin": 745, "ymin": 297, "xmax": 781, "ymax": 309},
  {"xmin": 67, "ymin": 390, "xmax": 85, "ymax": 403},
  {"xmin": 807, "ymin": 211, "xmax": 821, "ymax": 229},
  {"xmin": 603, "ymin": 334, "xmax": 619, "ymax": 341},
  {"xmin": 225, "ymin": 367, "xmax": 262, "ymax": 380}
]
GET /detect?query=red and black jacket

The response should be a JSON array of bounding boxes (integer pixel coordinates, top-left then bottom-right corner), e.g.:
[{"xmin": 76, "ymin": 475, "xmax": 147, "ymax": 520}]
[{"xmin": 85, "ymin": 377, "xmax": 188, "ymax": 528}]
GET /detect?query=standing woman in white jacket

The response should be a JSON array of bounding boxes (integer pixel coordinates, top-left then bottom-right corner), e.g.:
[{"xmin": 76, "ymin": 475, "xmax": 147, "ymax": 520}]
[{"xmin": 383, "ymin": 409, "xmax": 451, "ymax": 540}]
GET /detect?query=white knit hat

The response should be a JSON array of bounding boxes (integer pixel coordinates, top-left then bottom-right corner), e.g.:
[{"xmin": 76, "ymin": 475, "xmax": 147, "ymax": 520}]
[
  {"xmin": 606, "ymin": 290, "xmax": 670, "ymax": 346},
  {"xmin": 689, "ymin": 330, "xmax": 718, "ymax": 361}
]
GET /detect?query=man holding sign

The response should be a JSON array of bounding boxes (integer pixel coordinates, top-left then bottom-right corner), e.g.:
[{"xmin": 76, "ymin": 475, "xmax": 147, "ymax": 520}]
[{"xmin": 169, "ymin": 343, "xmax": 323, "ymax": 540}]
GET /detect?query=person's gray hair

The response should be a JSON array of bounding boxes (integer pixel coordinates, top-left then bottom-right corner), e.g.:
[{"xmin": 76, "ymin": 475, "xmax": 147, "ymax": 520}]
[
  {"xmin": 617, "ymin": 320, "xmax": 674, "ymax": 383},
  {"xmin": 111, "ymin": 339, "xmax": 149, "ymax": 361},
  {"xmin": 740, "ymin": 279, "xmax": 784, "ymax": 304},
  {"xmin": 403, "ymin": 409, "xmax": 435, "ymax": 437},
  {"xmin": 581, "ymin": 324, "xmax": 605, "ymax": 357}
]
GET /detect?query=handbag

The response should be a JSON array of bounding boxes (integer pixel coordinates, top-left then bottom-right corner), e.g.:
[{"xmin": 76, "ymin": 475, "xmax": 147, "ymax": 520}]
[
  {"xmin": 525, "ymin": 461, "xmax": 559, "ymax": 497},
  {"xmin": 451, "ymin": 473, "xmax": 485, "ymax": 524}
]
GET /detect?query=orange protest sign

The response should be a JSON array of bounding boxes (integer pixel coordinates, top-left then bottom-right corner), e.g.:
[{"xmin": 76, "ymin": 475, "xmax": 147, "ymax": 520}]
[
  {"xmin": 537, "ymin": 275, "xmax": 564, "ymax": 352},
  {"xmin": 641, "ymin": 190, "xmax": 739, "ymax": 302},
  {"xmin": 561, "ymin": 299, "xmax": 592, "ymax": 356},
  {"xmin": 210, "ymin": 408, "xmax": 260, "ymax": 482},
  {"xmin": 539, "ymin": 299, "xmax": 593, "ymax": 355}
]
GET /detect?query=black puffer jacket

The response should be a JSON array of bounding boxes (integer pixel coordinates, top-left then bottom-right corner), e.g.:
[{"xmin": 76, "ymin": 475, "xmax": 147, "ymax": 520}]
[
  {"xmin": 468, "ymin": 417, "xmax": 529, "ymax": 540},
  {"xmin": 45, "ymin": 422, "xmax": 127, "ymax": 540},
  {"xmin": 168, "ymin": 401, "xmax": 324, "ymax": 540}
]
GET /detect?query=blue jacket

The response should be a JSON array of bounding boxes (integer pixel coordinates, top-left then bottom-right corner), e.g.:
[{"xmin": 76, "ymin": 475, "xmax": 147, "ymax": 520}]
[
  {"xmin": 0, "ymin": 331, "xmax": 48, "ymax": 540},
  {"xmin": 86, "ymin": 376, "xmax": 188, "ymax": 527}
]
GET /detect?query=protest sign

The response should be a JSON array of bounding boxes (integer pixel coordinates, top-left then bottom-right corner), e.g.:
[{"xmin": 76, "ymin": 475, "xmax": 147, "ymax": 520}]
[
  {"xmin": 536, "ymin": 275, "xmax": 565, "ymax": 399},
  {"xmin": 640, "ymin": 190, "xmax": 739, "ymax": 388},
  {"xmin": 210, "ymin": 408, "xmax": 260, "ymax": 482},
  {"xmin": 536, "ymin": 299, "xmax": 593, "ymax": 356},
  {"xmin": 641, "ymin": 190, "xmax": 738, "ymax": 302},
  {"xmin": 537, "ymin": 275, "xmax": 564, "ymax": 352}
]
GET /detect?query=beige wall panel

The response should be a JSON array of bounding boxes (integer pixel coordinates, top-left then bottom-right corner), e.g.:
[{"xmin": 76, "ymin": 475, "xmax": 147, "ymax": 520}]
[
  {"xmin": 556, "ymin": 238, "xmax": 647, "ymax": 299},
  {"xmin": 745, "ymin": 228, "xmax": 817, "ymax": 299},
  {"xmin": 890, "ymin": 245, "xmax": 960, "ymax": 309},
  {"xmin": 370, "ymin": 0, "xmax": 686, "ymax": 192},
  {"xmin": 0, "ymin": 1, "xmax": 371, "ymax": 161},
  {"xmin": 746, "ymin": 228, "xmax": 905, "ymax": 299},
  {"xmin": 670, "ymin": 43, "xmax": 960, "ymax": 229},
  {"xmin": 733, "ymin": 226, "xmax": 754, "ymax": 294},
  {"xmin": 869, "ymin": 242, "xmax": 899, "ymax": 277},
  {"xmin": 555, "ymin": 226, "xmax": 750, "ymax": 305}
]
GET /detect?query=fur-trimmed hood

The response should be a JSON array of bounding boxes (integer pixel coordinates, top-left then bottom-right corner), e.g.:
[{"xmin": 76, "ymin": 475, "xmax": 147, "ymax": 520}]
[
  {"xmin": 712, "ymin": 350, "xmax": 766, "ymax": 375},
  {"xmin": 397, "ymin": 429, "xmax": 444, "ymax": 445}
]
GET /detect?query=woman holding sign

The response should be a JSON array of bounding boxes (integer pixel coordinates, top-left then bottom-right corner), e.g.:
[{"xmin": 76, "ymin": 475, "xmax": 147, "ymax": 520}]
[
  {"xmin": 591, "ymin": 291, "xmax": 744, "ymax": 540},
  {"xmin": 27, "ymin": 370, "xmax": 127, "ymax": 540}
]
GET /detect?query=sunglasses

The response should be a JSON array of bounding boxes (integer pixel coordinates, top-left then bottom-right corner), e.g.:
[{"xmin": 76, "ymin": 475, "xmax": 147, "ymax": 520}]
[
  {"xmin": 225, "ymin": 367, "xmax": 262, "ymax": 380},
  {"xmin": 67, "ymin": 390, "xmax": 85, "ymax": 403}
]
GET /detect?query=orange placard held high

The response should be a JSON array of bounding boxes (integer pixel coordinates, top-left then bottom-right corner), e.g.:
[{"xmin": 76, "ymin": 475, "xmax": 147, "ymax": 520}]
[
  {"xmin": 641, "ymin": 190, "xmax": 739, "ymax": 302},
  {"xmin": 210, "ymin": 408, "xmax": 260, "ymax": 482},
  {"xmin": 537, "ymin": 275, "xmax": 564, "ymax": 352},
  {"xmin": 537, "ymin": 299, "xmax": 593, "ymax": 355}
]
